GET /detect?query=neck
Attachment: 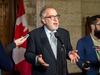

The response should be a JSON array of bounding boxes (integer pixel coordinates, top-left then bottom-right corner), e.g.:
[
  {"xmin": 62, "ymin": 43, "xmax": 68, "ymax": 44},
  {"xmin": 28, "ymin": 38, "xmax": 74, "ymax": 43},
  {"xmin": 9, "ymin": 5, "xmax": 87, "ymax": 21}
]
[{"xmin": 91, "ymin": 32, "xmax": 99, "ymax": 41}]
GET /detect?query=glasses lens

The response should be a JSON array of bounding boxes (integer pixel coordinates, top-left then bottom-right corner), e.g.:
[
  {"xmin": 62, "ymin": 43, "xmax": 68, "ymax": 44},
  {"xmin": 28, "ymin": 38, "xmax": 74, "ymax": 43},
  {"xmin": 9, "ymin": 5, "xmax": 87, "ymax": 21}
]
[
  {"xmin": 51, "ymin": 15, "xmax": 60, "ymax": 20},
  {"xmin": 45, "ymin": 15, "xmax": 60, "ymax": 20}
]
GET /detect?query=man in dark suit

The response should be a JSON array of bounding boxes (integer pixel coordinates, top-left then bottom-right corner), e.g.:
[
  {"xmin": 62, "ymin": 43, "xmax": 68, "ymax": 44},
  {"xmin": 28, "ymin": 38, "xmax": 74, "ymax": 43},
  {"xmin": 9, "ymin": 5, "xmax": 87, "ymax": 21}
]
[
  {"xmin": 76, "ymin": 15, "xmax": 100, "ymax": 75},
  {"xmin": 24, "ymin": 6, "xmax": 80, "ymax": 75},
  {"xmin": 0, "ymin": 37, "xmax": 27, "ymax": 71}
]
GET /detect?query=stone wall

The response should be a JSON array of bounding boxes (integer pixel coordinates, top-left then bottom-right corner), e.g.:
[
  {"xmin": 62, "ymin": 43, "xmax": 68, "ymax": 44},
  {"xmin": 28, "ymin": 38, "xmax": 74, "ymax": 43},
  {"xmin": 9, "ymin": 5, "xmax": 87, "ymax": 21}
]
[{"xmin": 23, "ymin": 0, "xmax": 100, "ymax": 73}]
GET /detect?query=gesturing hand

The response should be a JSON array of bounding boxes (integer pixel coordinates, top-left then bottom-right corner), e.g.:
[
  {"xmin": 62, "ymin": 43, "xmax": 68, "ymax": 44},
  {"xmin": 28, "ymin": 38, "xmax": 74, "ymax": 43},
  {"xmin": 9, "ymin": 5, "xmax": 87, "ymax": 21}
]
[
  {"xmin": 69, "ymin": 50, "xmax": 80, "ymax": 63},
  {"xmin": 95, "ymin": 45, "xmax": 100, "ymax": 51},
  {"xmin": 37, "ymin": 54, "xmax": 49, "ymax": 67}
]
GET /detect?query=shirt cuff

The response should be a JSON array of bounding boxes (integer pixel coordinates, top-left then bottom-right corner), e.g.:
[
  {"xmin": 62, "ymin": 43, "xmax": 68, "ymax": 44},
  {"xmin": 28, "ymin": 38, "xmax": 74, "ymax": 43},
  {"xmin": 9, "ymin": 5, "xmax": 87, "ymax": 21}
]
[
  {"xmin": 68, "ymin": 51, "xmax": 71, "ymax": 56},
  {"xmin": 35, "ymin": 55, "xmax": 40, "ymax": 66}
]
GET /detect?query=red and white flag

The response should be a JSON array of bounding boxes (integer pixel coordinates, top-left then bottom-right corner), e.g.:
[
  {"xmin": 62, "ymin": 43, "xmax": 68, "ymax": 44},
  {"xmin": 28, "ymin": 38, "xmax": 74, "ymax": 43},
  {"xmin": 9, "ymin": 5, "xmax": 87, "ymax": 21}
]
[{"xmin": 12, "ymin": 0, "xmax": 32, "ymax": 75}]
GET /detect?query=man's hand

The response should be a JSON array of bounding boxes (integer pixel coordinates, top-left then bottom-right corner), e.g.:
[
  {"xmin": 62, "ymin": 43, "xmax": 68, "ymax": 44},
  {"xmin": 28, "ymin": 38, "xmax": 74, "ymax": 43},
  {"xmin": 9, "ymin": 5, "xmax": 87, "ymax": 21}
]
[
  {"xmin": 69, "ymin": 50, "xmax": 80, "ymax": 63},
  {"xmin": 14, "ymin": 37, "xmax": 27, "ymax": 46},
  {"xmin": 83, "ymin": 61, "xmax": 90, "ymax": 70},
  {"xmin": 37, "ymin": 54, "xmax": 49, "ymax": 67},
  {"xmin": 95, "ymin": 45, "xmax": 100, "ymax": 51}
]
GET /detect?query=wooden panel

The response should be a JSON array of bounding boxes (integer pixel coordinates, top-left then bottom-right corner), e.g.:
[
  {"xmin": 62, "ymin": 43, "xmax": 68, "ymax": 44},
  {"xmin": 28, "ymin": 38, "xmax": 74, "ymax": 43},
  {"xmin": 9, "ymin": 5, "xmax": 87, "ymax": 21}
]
[
  {"xmin": 85, "ymin": 16, "xmax": 90, "ymax": 36},
  {"xmin": 0, "ymin": 0, "xmax": 9, "ymax": 46},
  {"xmin": 0, "ymin": 0, "xmax": 18, "ymax": 75}
]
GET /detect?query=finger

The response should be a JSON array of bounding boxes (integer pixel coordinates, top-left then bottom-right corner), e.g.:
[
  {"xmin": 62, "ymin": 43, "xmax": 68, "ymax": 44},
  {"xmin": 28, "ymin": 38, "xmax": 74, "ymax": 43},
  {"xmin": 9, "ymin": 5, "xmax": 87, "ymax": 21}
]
[
  {"xmin": 72, "ymin": 59, "xmax": 76, "ymax": 63},
  {"xmin": 95, "ymin": 49, "xmax": 100, "ymax": 51},
  {"xmin": 74, "ymin": 53, "xmax": 80, "ymax": 59},
  {"xmin": 42, "ymin": 63, "xmax": 49, "ymax": 67},
  {"xmin": 21, "ymin": 36, "xmax": 24, "ymax": 39},
  {"xmin": 39, "ymin": 58, "xmax": 49, "ymax": 66},
  {"xmin": 70, "ymin": 59, "xmax": 73, "ymax": 63},
  {"xmin": 38, "ymin": 54, "xmax": 49, "ymax": 67},
  {"xmin": 20, "ymin": 37, "xmax": 25, "ymax": 41},
  {"xmin": 38, "ymin": 54, "xmax": 42, "ymax": 58},
  {"xmin": 84, "ymin": 67, "xmax": 90, "ymax": 70},
  {"xmin": 22, "ymin": 38, "xmax": 27, "ymax": 41},
  {"xmin": 75, "ymin": 57, "xmax": 79, "ymax": 62},
  {"xmin": 73, "ymin": 54, "xmax": 79, "ymax": 62},
  {"xmin": 74, "ymin": 59, "xmax": 76, "ymax": 63},
  {"xmin": 98, "ymin": 45, "xmax": 100, "ymax": 48},
  {"xmin": 71, "ymin": 50, "xmax": 78, "ymax": 55},
  {"xmin": 73, "ymin": 50, "xmax": 78, "ymax": 53},
  {"xmin": 87, "ymin": 61, "xmax": 90, "ymax": 64},
  {"xmin": 71, "ymin": 59, "xmax": 74, "ymax": 63}
]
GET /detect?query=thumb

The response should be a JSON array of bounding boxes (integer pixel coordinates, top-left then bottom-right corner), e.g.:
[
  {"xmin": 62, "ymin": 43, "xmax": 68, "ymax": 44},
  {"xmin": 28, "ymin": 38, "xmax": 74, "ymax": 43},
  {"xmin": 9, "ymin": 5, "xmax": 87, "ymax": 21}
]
[
  {"xmin": 73, "ymin": 50, "xmax": 78, "ymax": 53},
  {"xmin": 38, "ymin": 54, "xmax": 42, "ymax": 58}
]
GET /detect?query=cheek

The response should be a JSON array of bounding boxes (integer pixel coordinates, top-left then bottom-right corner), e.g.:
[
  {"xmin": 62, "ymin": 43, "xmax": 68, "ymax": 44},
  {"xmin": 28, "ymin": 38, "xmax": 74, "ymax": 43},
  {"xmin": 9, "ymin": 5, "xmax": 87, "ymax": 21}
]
[
  {"xmin": 96, "ymin": 26, "xmax": 100, "ymax": 30},
  {"xmin": 98, "ymin": 26, "xmax": 100, "ymax": 30},
  {"xmin": 47, "ymin": 20, "xmax": 53, "ymax": 25}
]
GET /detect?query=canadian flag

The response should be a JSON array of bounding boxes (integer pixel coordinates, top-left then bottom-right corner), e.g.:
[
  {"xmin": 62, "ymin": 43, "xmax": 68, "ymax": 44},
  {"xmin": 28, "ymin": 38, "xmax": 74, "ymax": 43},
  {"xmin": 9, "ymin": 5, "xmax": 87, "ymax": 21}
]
[{"xmin": 12, "ymin": 0, "xmax": 32, "ymax": 75}]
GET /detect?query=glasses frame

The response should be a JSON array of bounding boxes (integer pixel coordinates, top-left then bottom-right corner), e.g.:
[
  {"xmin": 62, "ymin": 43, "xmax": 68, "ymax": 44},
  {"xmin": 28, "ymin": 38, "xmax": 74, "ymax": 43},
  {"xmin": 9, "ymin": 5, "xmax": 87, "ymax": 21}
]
[
  {"xmin": 96, "ymin": 24, "xmax": 100, "ymax": 25},
  {"xmin": 44, "ymin": 15, "xmax": 60, "ymax": 20}
]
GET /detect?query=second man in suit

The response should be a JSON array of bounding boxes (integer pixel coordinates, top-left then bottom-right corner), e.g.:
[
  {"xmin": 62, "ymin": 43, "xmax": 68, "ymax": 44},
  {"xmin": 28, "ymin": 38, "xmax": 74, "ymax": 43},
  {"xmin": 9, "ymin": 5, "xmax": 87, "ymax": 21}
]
[{"xmin": 76, "ymin": 15, "xmax": 100, "ymax": 75}]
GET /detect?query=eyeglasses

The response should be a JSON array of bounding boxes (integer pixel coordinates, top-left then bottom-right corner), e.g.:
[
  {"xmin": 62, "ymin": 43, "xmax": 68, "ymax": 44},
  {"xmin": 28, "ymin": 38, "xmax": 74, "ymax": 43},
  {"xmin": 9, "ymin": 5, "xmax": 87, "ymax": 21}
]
[
  {"xmin": 44, "ymin": 15, "xmax": 60, "ymax": 20},
  {"xmin": 96, "ymin": 24, "xmax": 100, "ymax": 25}
]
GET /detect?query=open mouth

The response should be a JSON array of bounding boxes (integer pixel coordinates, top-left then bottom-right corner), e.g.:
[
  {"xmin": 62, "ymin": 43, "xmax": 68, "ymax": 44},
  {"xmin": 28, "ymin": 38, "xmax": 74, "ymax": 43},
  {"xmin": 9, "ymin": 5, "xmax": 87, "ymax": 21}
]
[{"xmin": 53, "ymin": 23, "xmax": 58, "ymax": 26}]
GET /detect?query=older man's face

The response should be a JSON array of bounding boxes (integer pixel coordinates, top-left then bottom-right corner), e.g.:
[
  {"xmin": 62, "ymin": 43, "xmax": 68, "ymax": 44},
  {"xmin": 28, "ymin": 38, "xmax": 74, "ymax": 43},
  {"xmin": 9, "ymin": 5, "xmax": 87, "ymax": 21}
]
[{"xmin": 43, "ymin": 8, "xmax": 59, "ymax": 31}]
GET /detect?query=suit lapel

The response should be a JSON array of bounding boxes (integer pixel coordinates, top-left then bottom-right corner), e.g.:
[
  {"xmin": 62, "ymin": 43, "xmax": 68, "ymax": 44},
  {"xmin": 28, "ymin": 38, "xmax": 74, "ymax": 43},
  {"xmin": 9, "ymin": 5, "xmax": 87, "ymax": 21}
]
[
  {"xmin": 39, "ymin": 26, "xmax": 56, "ymax": 60},
  {"xmin": 86, "ymin": 35, "xmax": 98, "ymax": 60}
]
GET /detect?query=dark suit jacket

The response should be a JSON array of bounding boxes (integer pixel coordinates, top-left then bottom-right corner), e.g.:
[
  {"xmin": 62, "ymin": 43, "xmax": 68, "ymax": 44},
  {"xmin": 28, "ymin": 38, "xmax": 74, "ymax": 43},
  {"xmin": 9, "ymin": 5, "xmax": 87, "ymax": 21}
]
[
  {"xmin": 76, "ymin": 34, "xmax": 99, "ymax": 75},
  {"xmin": 25, "ymin": 26, "xmax": 72, "ymax": 75},
  {"xmin": 0, "ymin": 41, "xmax": 13, "ymax": 71}
]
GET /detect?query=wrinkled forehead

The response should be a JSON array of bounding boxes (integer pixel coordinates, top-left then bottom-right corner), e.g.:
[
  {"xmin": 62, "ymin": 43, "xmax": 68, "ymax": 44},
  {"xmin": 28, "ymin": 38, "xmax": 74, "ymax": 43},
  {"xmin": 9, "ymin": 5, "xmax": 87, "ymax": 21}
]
[{"xmin": 45, "ymin": 8, "xmax": 58, "ymax": 16}]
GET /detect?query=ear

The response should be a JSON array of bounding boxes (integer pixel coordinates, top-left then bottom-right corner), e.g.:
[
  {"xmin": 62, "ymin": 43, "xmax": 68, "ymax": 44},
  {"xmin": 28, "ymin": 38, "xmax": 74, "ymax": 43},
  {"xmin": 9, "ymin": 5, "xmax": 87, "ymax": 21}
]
[
  {"xmin": 42, "ymin": 18, "xmax": 46, "ymax": 24},
  {"xmin": 91, "ymin": 24, "xmax": 95, "ymax": 30}
]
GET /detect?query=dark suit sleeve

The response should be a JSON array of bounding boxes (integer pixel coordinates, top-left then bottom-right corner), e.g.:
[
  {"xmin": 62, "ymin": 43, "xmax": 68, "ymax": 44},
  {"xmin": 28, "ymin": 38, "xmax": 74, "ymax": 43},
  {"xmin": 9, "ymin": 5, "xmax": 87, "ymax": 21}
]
[
  {"xmin": 24, "ymin": 32, "xmax": 37, "ymax": 65},
  {"xmin": 63, "ymin": 30, "xmax": 72, "ymax": 59},
  {"xmin": 76, "ymin": 39, "xmax": 85, "ymax": 70},
  {"xmin": 4, "ymin": 42, "xmax": 16, "ymax": 54},
  {"xmin": 0, "ymin": 41, "xmax": 13, "ymax": 71}
]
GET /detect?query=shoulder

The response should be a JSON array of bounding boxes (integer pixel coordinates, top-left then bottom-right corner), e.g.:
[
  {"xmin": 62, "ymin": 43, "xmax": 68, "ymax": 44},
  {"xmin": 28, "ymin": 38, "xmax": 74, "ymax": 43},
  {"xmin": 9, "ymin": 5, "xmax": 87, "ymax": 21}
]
[
  {"xmin": 77, "ymin": 35, "xmax": 90, "ymax": 43},
  {"xmin": 57, "ymin": 28, "xmax": 69, "ymax": 34},
  {"xmin": 29, "ymin": 28, "xmax": 40, "ymax": 33},
  {"xmin": 29, "ymin": 26, "xmax": 43, "ymax": 35}
]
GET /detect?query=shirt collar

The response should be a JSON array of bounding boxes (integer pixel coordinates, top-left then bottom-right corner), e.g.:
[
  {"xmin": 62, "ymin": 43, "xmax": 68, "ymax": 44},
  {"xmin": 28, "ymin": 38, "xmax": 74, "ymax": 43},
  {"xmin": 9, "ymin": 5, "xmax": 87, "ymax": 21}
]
[
  {"xmin": 44, "ymin": 26, "xmax": 57, "ymax": 34},
  {"xmin": 90, "ymin": 34, "xmax": 100, "ymax": 42}
]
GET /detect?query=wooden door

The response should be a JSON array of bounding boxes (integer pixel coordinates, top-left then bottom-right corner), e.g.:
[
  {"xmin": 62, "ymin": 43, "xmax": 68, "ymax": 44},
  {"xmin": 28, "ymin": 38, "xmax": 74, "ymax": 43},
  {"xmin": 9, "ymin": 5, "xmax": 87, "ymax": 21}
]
[
  {"xmin": 0, "ymin": 0, "xmax": 18, "ymax": 75},
  {"xmin": 85, "ymin": 16, "xmax": 90, "ymax": 36}
]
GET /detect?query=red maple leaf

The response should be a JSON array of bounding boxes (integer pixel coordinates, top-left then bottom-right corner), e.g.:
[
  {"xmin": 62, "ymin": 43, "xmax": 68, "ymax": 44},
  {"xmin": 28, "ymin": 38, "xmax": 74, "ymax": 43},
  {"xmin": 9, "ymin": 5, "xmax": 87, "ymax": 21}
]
[{"xmin": 14, "ymin": 23, "xmax": 29, "ymax": 49}]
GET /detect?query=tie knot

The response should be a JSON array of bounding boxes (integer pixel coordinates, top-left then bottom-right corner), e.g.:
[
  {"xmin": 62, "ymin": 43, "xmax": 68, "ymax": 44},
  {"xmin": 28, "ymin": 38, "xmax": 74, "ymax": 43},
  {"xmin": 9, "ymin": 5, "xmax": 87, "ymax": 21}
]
[
  {"xmin": 50, "ymin": 32, "xmax": 55, "ymax": 38},
  {"xmin": 50, "ymin": 32, "xmax": 56, "ymax": 41},
  {"xmin": 50, "ymin": 32, "xmax": 54, "ymax": 35}
]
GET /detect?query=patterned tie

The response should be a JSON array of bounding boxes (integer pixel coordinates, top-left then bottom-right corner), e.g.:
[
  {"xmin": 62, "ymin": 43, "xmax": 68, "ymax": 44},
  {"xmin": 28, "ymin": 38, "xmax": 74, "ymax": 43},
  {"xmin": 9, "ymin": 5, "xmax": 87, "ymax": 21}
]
[{"xmin": 50, "ymin": 32, "xmax": 57, "ymax": 59}]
